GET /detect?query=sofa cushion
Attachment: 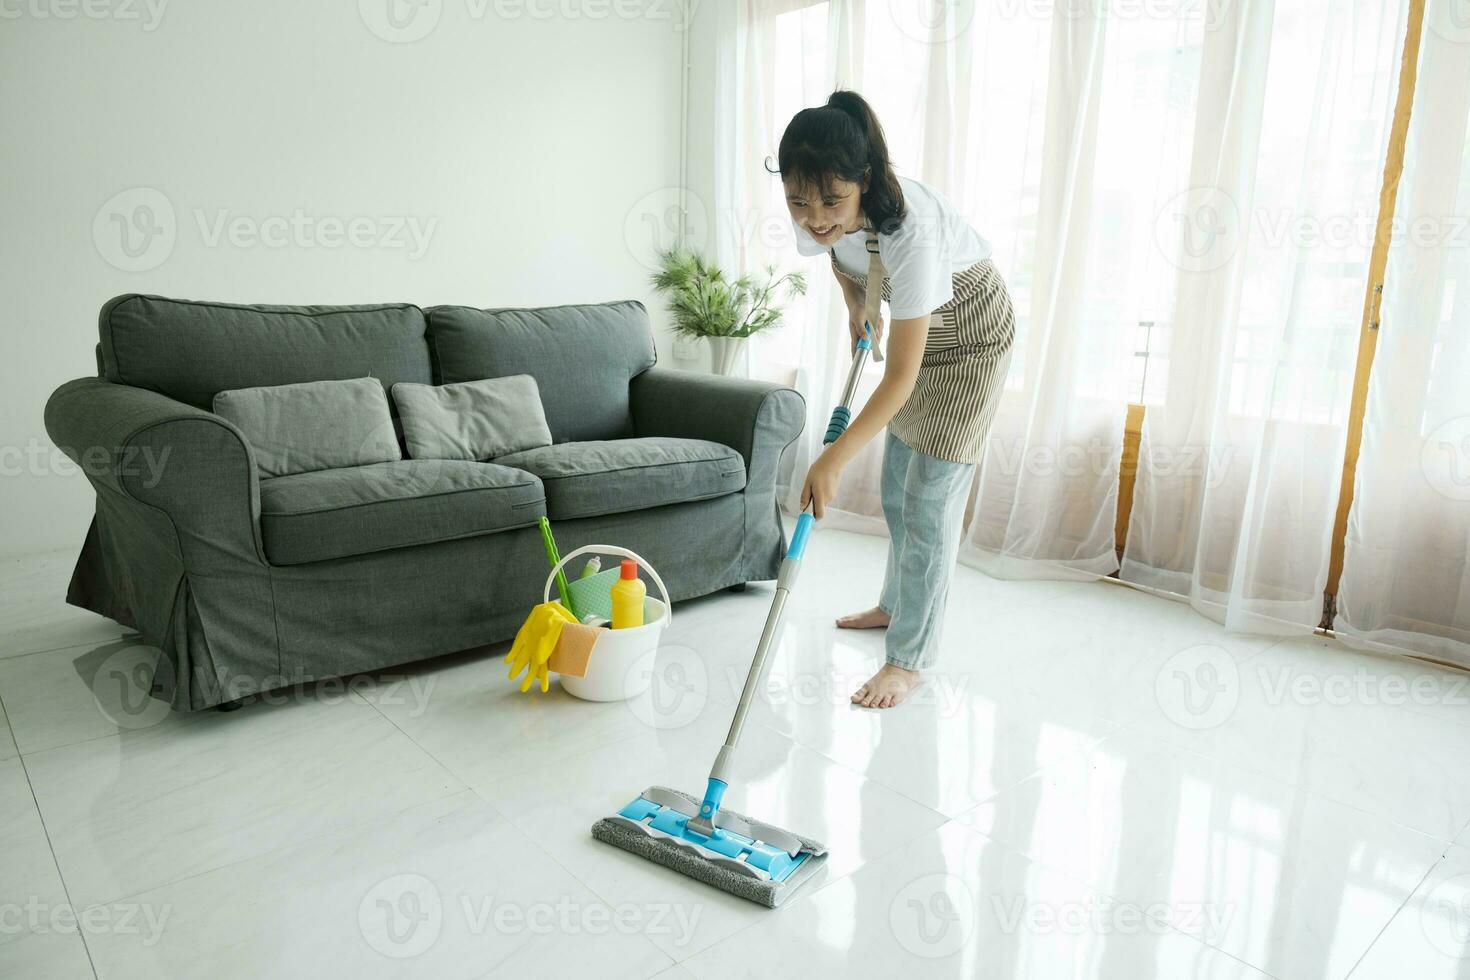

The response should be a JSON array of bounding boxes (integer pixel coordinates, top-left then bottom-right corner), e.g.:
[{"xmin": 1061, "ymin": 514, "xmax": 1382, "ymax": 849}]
[
  {"xmin": 100, "ymin": 294, "xmax": 432, "ymax": 409},
  {"xmin": 392, "ymin": 375, "xmax": 553, "ymax": 461},
  {"xmin": 493, "ymin": 437, "xmax": 745, "ymax": 521},
  {"xmin": 425, "ymin": 301, "xmax": 656, "ymax": 443},
  {"xmin": 259, "ymin": 459, "xmax": 544, "ymax": 565},
  {"xmin": 214, "ymin": 377, "xmax": 402, "ymax": 478}
]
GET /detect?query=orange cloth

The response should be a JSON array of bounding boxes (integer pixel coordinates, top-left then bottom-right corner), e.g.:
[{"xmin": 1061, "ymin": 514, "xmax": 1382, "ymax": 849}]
[{"xmin": 548, "ymin": 621, "xmax": 604, "ymax": 678}]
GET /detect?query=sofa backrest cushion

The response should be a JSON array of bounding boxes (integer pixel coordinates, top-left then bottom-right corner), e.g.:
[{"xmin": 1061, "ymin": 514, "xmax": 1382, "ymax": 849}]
[
  {"xmin": 99, "ymin": 294, "xmax": 432, "ymax": 409},
  {"xmin": 425, "ymin": 301, "xmax": 657, "ymax": 443}
]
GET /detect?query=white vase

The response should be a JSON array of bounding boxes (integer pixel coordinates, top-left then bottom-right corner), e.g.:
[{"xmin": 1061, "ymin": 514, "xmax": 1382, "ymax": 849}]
[{"xmin": 706, "ymin": 336, "xmax": 747, "ymax": 376}]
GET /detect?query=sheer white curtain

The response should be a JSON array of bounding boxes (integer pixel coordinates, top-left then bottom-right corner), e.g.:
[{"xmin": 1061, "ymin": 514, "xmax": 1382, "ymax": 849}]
[
  {"xmin": 1337, "ymin": 0, "xmax": 1470, "ymax": 664},
  {"xmin": 1121, "ymin": 0, "xmax": 1408, "ymax": 633},
  {"xmin": 962, "ymin": 2, "xmax": 1124, "ymax": 579},
  {"xmin": 714, "ymin": 0, "xmax": 845, "ymax": 525},
  {"xmin": 713, "ymin": 1, "xmax": 1410, "ymax": 611}
]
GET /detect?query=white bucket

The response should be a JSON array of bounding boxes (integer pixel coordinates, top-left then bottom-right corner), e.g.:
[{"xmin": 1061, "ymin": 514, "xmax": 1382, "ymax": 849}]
[{"xmin": 542, "ymin": 545, "xmax": 672, "ymax": 703}]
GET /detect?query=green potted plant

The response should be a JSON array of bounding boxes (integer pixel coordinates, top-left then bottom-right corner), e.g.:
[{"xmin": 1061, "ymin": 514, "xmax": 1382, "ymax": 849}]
[{"xmin": 650, "ymin": 248, "xmax": 807, "ymax": 375}]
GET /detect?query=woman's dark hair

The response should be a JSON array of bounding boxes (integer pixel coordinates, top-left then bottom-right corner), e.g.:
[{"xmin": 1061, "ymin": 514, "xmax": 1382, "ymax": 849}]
[{"xmin": 770, "ymin": 89, "xmax": 906, "ymax": 235}]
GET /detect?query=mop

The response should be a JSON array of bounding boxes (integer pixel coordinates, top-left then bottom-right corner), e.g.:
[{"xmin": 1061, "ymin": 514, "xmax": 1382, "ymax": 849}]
[{"xmin": 591, "ymin": 323, "xmax": 879, "ymax": 908}]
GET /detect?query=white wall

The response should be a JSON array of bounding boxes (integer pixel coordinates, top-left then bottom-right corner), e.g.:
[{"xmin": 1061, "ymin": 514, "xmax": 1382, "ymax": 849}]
[
  {"xmin": 685, "ymin": 0, "xmax": 719, "ymax": 360},
  {"xmin": 0, "ymin": 0, "xmax": 708, "ymax": 559}
]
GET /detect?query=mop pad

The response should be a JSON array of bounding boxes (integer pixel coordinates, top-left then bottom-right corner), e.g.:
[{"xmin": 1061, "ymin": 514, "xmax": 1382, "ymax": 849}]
[{"xmin": 592, "ymin": 786, "xmax": 827, "ymax": 909}]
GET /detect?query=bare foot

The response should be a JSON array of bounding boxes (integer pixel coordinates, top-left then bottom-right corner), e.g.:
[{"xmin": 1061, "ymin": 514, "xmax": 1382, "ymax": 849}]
[
  {"xmin": 850, "ymin": 664, "xmax": 921, "ymax": 709},
  {"xmin": 836, "ymin": 606, "xmax": 890, "ymax": 629}
]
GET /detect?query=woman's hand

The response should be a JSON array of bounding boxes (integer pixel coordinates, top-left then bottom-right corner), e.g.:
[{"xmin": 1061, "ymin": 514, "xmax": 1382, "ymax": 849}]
[
  {"xmin": 848, "ymin": 305, "xmax": 884, "ymax": 356},
  {"xmin": 800, "ymin": 446, "xmax": 846, "ymax": 519}
]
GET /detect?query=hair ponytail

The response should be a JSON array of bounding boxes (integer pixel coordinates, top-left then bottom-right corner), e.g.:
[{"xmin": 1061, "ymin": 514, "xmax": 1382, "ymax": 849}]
[{"xmin": 770, "ymin": 89, "xmax": 907, "ymax": 235}]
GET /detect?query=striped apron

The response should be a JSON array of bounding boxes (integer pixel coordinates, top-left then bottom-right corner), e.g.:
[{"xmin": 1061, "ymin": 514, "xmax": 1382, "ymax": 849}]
[{"xmin": 833, "ymin": 229, "xmax": 1016, "ymax": 464}]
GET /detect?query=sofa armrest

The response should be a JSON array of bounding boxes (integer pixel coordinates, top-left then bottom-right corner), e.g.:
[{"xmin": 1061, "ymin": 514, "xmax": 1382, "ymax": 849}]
[
  {"xmin": 628, "ymin": 368, "xmax": 805, "ymax": 476},
  {"xmin": 45, "ymin": 377, "xmax": 265, "ymax": 563},
  {"xmin": 629, "ymin": 368, "xmax": 804, "ymax": 582}
]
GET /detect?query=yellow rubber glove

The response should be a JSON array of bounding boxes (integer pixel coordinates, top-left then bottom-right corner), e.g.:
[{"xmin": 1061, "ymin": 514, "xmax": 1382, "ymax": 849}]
[
  {"xmin": 506, "ymin": 602, "xmax": 578, "ymax": 693},
  {"xmin": 506, "ymin": 606, "xmax": 561, "ymax": 693}
]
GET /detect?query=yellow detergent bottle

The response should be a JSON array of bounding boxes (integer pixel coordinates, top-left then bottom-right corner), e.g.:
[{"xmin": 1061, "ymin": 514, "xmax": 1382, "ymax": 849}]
[{"xmin": 610, "ymin": 559, "xmax": 646, "ymax": 629}]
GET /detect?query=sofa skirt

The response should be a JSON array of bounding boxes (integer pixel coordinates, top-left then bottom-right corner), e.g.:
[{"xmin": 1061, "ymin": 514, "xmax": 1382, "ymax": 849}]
[{"xmin": 66, "ymin": 490, "xmax": 781, "ymax": 711}]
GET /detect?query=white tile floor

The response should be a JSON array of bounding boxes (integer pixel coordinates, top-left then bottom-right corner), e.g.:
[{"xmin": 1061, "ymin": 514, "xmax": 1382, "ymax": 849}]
[{"xmin": 1, "ymin": 530, "xmax": 1468, "ymax": 978}]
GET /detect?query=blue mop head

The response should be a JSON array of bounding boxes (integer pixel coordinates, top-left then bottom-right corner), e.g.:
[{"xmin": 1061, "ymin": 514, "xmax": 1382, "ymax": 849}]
[{"xmin": 591, "ymin": 785, "xmax": 828, "ymax": 909}]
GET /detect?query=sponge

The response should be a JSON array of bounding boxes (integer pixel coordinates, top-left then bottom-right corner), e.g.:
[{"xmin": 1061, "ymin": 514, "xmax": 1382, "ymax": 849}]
[{"xmin": 548, "ymin": 621, "xmax": 603, "ymax": 678}]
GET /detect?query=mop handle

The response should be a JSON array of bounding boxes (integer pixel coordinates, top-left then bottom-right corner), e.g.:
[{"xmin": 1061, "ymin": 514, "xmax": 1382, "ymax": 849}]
[
  {"xmin": 704, "ymin": 508, "xmax": 814, "ymax": 799},
  {"xmin": 824, "ymin": 323, "xmax": 874, "ymax": 445},
  {"xmin": 695, "ymin": 332, "xmax": 872, "ymax": 827},
  {"xmin": 720, "ymin": 334, "xmax": 871, "ymax": 762}
]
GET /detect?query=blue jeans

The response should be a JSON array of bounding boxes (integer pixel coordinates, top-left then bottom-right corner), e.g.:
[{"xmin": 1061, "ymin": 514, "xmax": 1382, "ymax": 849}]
[{"xmin": 877, "ymin": 429, "xmax": 976, "ymax": 670}]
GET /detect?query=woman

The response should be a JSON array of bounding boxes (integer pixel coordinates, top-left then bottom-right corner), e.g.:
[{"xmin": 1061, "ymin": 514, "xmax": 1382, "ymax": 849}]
[{"xmin": 780, "ymin": 89, "xmax": 1015, "ymax": 709}]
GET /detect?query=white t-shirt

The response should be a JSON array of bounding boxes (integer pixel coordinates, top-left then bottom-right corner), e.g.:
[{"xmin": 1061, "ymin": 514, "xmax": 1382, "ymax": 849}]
[{"xmin": 792, "ymin": 175, "xmax": 992, "ymax": 319}]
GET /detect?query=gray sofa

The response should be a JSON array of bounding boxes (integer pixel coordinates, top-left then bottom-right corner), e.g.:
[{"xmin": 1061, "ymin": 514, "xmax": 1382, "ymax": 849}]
[{"xmin": 44, "ymin": 294, "xmax": 805, "ymax": 711}]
